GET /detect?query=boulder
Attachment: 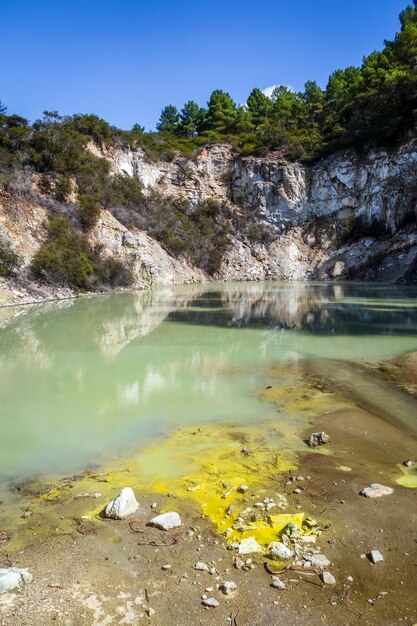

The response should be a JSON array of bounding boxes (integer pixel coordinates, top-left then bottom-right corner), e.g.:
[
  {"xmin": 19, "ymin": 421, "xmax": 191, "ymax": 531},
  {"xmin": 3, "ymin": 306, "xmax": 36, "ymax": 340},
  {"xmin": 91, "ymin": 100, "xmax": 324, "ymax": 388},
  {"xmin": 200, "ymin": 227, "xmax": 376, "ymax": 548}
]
[
  {"xmin": 0, "ymin": 568, "xmax": 32, "ymax": 594},
  {"xmin": 105, "ymin": 487, "xmax": 139, "ymax": 519},
  {"xmin": 148, "ymin": 512, "xmax": 181, "ymax": 530}
]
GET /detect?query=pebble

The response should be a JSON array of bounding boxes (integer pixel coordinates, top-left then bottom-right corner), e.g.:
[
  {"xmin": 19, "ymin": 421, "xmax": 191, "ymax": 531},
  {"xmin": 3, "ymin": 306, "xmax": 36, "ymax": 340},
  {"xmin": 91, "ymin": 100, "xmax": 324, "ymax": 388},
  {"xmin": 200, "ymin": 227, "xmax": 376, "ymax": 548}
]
[
  {"xmin": 308, "ymin": 432, "xmax": 331, "ymax": 448},
  {"xmin": 360, "ymin": 484, "xmax": 394, "ymax": 498},
  {"xmin": 220, "ymin": 581, "xmax": 237, "ymax": 596},
  {"xmin": 321, "ymin": 572, "xmax": 336, "ymax": 585},
  {"xmin": 148, "ymin": 512, "xmax": 181, "ymax": 530},
  {"xmin": 238, "ymin": 537, "xmax": 263, "ymax": 555},
  {"xmin": 194, "ymin": 562, "xmax": 209, "ymax": 571},
  {"xmin": 271, "ymin": 577, "xmax": 286, "ymax": 590},
  {"xmin": 161, "ymin": 564, "xmax": 171, "ymax": 570},
  {"xmin": 146, "ymin": 608, "xmax": 155, "ymax": 617},
  {"xmin": 269, "ymin": 542, "xmax": 293, "ymax": 561},
  {"xmin": 402, "ymin": 459, "xmax": 415, "ymax": 467},
  {"xmin": 368, "ymin": 550, "xmax": 384, "ymax": 564},
  {"xmin": 238, "ymin": 485, "xmax": 248, "ymax": 494},
  {"xmin": 306, "ymin": 554, "xmax": 331, "ymax": 568},
  {"xmin": 202, "ymin": 597, "xmax": 219, "ymax": 608}
]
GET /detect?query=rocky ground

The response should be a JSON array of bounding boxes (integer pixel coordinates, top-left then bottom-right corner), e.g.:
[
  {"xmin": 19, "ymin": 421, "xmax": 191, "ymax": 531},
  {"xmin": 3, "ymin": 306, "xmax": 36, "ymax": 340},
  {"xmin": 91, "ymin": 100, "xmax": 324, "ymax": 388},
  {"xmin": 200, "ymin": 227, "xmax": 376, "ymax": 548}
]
[{"xmin": 0, "ymin": 382, "xmax": 416, "ymax": 626}]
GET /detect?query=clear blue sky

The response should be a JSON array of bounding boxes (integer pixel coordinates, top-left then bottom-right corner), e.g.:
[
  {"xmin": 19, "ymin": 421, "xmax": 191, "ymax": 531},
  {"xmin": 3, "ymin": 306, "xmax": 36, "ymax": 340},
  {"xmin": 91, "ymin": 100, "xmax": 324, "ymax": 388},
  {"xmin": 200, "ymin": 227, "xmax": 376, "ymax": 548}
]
[{"xmin": 0, "ymin": 0, "xmax": 409, "ymax": 130}]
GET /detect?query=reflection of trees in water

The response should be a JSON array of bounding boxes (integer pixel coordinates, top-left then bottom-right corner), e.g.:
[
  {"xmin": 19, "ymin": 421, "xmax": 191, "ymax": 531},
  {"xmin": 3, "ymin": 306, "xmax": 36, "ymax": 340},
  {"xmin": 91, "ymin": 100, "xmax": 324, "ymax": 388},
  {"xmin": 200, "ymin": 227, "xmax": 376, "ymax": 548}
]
[{"xmin": 168, "ymin": 282, "xmax": 417, "ymax": 336}]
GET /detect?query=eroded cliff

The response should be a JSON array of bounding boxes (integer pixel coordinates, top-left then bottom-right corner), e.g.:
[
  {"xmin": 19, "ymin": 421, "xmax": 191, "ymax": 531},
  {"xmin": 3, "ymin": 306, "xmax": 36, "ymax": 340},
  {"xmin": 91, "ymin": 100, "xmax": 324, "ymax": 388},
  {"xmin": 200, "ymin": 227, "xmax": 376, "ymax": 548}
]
[{"xmin": 2, "ymin": 139, "xmax": 417, "ymax": 304}]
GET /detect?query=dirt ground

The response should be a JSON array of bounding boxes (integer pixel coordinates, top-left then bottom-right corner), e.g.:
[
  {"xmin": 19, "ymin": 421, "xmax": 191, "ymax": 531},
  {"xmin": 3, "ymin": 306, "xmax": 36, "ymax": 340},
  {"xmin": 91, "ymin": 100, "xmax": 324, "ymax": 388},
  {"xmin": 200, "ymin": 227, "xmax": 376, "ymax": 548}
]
[{"xmin": 1, "ymin": 366, "xmax": 417, "ymax": 626}]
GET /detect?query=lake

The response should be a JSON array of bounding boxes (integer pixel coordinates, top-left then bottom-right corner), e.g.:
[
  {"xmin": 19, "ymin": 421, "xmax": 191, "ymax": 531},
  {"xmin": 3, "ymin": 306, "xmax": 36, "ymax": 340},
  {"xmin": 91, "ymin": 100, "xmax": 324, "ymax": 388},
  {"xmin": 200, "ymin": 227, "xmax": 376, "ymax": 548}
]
[{"xmin": 1, "ymin": 281, "xmax": 417, "ymax": 483}]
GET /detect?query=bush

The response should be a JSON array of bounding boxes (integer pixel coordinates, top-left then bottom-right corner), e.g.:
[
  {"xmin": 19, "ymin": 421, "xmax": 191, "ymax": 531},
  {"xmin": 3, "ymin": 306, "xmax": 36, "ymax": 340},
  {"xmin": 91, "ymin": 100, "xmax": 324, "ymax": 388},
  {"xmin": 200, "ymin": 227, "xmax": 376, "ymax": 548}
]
[
  {"xmin": 30, "ymin": 217, "xmax": 132, "ymax": 290},
  {"xmin": 77, "ymin": 194, "xmax": 101, "ymax": 230},
  {"xmin": 54, "ymin": 176, "xmax": 72, "ymax": 202},
  {"xmin": 0, "ymin": 240, "xmax": 20, "ymax": 276}
]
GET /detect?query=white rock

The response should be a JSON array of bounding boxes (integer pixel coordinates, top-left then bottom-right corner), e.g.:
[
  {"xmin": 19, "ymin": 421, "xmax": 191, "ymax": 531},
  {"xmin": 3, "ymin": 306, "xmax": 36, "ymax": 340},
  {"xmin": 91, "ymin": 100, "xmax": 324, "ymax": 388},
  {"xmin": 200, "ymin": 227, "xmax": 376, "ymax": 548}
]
[
  {"xmin": 194, "ymin": 562, "xmax": 209, "ymax": 571},
  {"xmin": 360, "ymin": 484, "xmax": 393, "ymax": 498},
  {"xmin": 269, "ymin": 542, "xmax": 293, "ymax": 561},
  {"xmin": 238, "ymin": 537, "xmax": 263, "ymax": 555},
  {"xmin": 369, "ymin": 550, "xmax": 384, "ymax": 564},
  {"xmin": 306, "ymin": 554, "xmax": 331, "ymax": 568},
  {"xmin": 220, "ymin": 581, "xmax": 237, "ymax": 596},
  {"xmin": 0, "ymin": 568, "xmax": 32, "ymax": 594},
  {"xmin": 271, "ymin": 577, "xmax": 286, "ymax": 589},
  {"xmin": 105, "ymin": 487, "xmax": 139, "ymax": 519},
  {"xmin": 202, "ymin": 597, "xmax": 219, "ymax": 608},
  {"xmin": 321, "ymin": 571, "xmax": 336, "ymax": 585},
  {"xmin": 148, "ymin": 512, "xmax": 181, "ymax": 530},
  {"xmin": 238, "ymin": 485, "xmax": 248, "ymax": 494}
]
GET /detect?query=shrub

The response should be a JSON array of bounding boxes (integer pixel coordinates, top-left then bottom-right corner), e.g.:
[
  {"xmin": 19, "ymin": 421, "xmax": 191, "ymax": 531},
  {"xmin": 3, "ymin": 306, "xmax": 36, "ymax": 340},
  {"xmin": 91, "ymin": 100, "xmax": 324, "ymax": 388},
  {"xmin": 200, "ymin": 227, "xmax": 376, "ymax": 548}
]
[
  {"xmin": 77, "ymin": 194, "xmax": 101, "ymax": 230},
  {"xmin": 54, "ymin": 176, "xmax": 72, "ymax": 202},
  {"xmin": 30, "ymin": 217, "xmax": 132, "ymax": 290},
  {"xmin": 0, "ymin": 240, "xmax": 20, "ymax": 276}
]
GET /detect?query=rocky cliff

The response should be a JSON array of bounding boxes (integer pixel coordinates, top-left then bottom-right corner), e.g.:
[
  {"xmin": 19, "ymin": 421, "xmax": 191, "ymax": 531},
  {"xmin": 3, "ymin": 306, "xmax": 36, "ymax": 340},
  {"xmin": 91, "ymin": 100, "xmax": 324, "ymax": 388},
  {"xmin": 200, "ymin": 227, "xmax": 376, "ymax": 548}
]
[{"xmin": 2, "ymin": 139, "xmax": 417, "ymax": 304}]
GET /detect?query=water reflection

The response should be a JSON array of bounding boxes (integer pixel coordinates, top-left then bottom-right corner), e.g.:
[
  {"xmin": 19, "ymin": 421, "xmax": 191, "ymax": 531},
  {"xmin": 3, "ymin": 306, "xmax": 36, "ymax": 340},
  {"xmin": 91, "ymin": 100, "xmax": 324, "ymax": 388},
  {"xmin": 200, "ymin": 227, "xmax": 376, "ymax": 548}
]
[{"xmin": 1, "ymin": 282, "xmax": 417, "ymax": 481}]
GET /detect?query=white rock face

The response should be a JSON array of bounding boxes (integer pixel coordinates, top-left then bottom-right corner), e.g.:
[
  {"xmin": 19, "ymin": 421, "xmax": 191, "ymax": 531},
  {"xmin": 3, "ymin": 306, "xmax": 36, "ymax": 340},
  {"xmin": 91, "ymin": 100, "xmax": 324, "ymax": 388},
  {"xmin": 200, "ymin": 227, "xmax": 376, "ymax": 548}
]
[
  {"xmin": 0, "ymin": 568, "xmax": 32, "ymax": 594},
  {"xmin": 238, "ymin": 537, "xmax": 263, "ymax": 555},
  {"xmin": 105, "ymin": 487, "xmax": 139, "ymax": 519},
  {"xmin": 360, "ymin": 484, "xmax": 394, "ymax": 498},
  {"xmin": 149, "ymin": 512, "xmax": 181, "ymax": 530}
]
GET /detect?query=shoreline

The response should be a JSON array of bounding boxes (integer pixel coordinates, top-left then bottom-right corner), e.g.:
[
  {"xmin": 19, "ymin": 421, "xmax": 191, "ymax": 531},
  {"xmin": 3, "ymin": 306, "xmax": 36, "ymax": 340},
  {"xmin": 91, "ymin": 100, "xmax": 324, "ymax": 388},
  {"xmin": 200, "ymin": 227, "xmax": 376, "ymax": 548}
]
[{"xmin": 1, "ymin": 354, "xmax": 417, "ymax": 625}]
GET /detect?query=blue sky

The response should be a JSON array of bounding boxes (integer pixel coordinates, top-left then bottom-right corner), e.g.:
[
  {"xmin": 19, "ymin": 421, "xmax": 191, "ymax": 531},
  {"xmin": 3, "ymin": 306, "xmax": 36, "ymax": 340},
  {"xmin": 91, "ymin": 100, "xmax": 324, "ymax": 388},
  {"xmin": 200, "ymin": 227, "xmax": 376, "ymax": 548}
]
[{"xmin": 0, "ymin": 0, "xmax": 409, "ymax": 130}]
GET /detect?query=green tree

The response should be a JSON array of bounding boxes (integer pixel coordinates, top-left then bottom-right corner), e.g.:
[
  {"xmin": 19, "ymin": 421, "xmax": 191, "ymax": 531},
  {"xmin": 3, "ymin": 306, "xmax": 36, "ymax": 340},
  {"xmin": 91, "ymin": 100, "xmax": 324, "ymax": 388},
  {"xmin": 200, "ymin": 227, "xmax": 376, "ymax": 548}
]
[
  {"xmin": 205, "ymin": 90, "xmax": 237, "ymax": 134},
  {"xmin": 247, "ymin": 88, "xmax": 272, "ymax": 128},
  {"xmin": 178, "ymin": 100, "xmax": 205, "ymax": 136},
  {"xmin": 156, "ymin": 105, "xmax": 180, "ymax": 133}
]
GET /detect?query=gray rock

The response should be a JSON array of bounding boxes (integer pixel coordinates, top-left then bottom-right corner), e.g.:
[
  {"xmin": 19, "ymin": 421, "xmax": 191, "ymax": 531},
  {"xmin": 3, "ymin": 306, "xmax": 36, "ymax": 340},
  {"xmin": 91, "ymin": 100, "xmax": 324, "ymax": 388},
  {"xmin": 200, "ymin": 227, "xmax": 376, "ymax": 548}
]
[
  {"xmin": 194, "ymin": 562, "xmax": 209, "ymax": 571},
  {"xmin": 220, "ymin": 581, "xmax": 237, "ymax": 596},
  {"xmin": 105, "ymin": 487, "xmax": 139, "ymax": 519},
  {"xmin": 202, "ymin": 597, "xmax": 219, "ymax": 608},
  {"xmin": 403, "ymin": 459, "xmax": 415, "ymax": 467},
  {"xmin": 269, "ymin": 541, "xmax": 293, "ymax": 561},
  {"xmin": 0, "ymin": 568, "xmax": 32, "ymax": 594},
  {"xmin": 238, "ymin": 485, "xmax": 248, "ymax": 494},
  {"xmin": 360, "ymin": 484, "xmax": 393, "ymax": 498},
  {"xmin": 368, "ymin": 550, "xmax": 384, "ymax": 564},
  {"xmin": 238, "ymin": 537, "xmax": 263, "ymax": 555},
  {"xmin": 271, "ymin": 577, "xmax": 286, "ymax": 589},
  {"xmin": 306, "ymin": 553, "xmax": 331, "ymax": 568},
  {"xmin": 321, "ymin": 571, "xmax": 336, "ymax": 585},
  {"xmin": 148, "ymin": 512, "xmax": 181, "ymax": 530},
  {"xmin": 281, "ymin": 522, "xmax": 301, "ymax": 540},
  {"xmin": 308, "ymin": 432, "xmax": 331, "ymax": 448}
]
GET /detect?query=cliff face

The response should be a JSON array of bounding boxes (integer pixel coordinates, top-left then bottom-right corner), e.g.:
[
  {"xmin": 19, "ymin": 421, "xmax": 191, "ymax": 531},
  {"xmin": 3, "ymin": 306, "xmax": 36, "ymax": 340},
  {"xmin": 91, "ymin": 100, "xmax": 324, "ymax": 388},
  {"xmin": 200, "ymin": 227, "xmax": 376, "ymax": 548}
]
[
  {"xmin": 101, "ymin": 139, "xmax": 417, "ymax": 282},
  {"xmin": 1, "ymin": 139, "xmax": 417, "ymax": 305}
]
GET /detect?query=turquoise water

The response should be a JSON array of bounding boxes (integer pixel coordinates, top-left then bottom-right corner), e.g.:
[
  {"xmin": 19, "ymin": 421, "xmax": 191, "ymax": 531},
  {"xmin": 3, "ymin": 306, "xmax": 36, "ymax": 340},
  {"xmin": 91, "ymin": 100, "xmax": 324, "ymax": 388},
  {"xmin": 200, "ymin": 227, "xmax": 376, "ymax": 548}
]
[{"xmin": 1, "ymin": 281, "xmax": 417, "ymax": 481}]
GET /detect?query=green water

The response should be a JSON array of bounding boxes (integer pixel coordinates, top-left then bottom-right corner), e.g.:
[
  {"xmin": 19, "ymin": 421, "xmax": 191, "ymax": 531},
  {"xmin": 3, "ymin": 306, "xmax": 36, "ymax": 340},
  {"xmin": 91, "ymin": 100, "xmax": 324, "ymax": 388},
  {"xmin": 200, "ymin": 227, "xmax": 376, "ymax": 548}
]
[{"xmin": 1, "ymin": 281, "xmax": 417, "ymax": 482}]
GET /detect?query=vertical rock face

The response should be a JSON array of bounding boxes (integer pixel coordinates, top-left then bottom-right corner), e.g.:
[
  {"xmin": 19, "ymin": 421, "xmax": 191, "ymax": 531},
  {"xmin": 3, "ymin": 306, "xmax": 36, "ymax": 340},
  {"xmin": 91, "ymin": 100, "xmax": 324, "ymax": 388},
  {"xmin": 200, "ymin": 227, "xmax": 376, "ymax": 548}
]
[
  {"xmin": 105, "ymin": 139, "xmax": 417, "ymax": 237},
  {"xmin": 232, "ymin": 143, "xmax": 417, "ymax": 233}
]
